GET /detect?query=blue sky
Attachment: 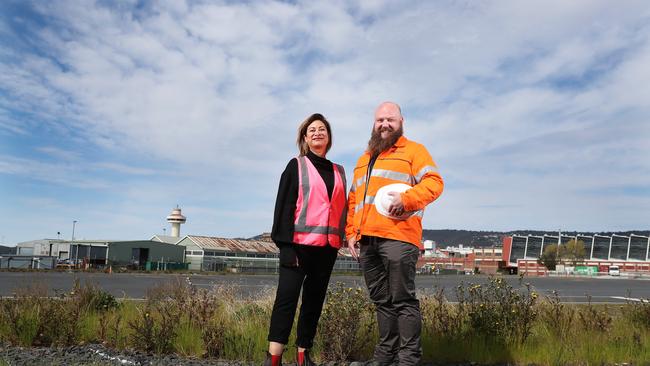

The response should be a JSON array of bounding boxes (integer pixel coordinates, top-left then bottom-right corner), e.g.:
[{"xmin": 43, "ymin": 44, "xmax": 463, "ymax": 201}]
[{"xmin": 1, "ymin": 0, "xmax": 649, "ymax": 245}]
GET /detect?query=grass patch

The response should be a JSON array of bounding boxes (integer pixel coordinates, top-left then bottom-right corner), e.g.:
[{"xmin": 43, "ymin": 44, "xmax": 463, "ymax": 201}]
[
  {"xmin": 174, "ymin": 319, "xmax": 204, "ymax": 357},
  {"xmin": 1, "ymin": 277, "xmax": 649, "ymax": 365}
]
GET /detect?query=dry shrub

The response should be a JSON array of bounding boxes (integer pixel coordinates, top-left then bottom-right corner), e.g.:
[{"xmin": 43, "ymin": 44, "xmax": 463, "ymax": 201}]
[
  {"xmin": 128, "ymin": 277, "xmax": 236, "ymax": 356},
  {"xmin": 317, "ymin": 282, "xmax": 375, "ymax": 362},
  {"xmin": 0, "ymin": 281, "xmax": 117, "ymax": 347},
  {"xmin": 421, "ymin": 287, "xmax": 467, "ymax": 340},
  {"xmin": 625, "ymin": 297, "xmax": 650, "ymax": 330},
  {"xmin": 128, "ymin": 300, "xmax": 178, "ymax": 353},
  {"xmin": 539, "ymin": 290, "xmax": 575, "ymax": 340},
  {"xmin": 577, "ymin": 295, "xmax": 612, "ymax": 332},
  {"xmin": 458, "ymin": 277, "xmax": 538, "ymax": 345}
]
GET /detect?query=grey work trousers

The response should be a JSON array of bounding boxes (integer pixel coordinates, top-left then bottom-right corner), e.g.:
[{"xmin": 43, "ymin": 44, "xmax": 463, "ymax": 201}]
[{"xmin": 359, "ymin": 236, "xmax": 422, "ymax": 366}]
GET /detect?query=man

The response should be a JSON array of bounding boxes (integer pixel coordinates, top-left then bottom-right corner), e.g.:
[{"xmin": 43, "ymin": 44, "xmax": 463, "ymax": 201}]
[{"xmin": 346, "ymin": 102, "xmax": 444, "ymax": 365}]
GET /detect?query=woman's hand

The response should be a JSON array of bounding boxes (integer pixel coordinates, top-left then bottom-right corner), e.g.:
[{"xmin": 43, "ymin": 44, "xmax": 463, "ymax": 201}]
[
  {"xmin": 279, "ymin": 245, "xmax": 299, "ymax": 267},
  {"xmin": 347, "ymin": 237, "xmax": 359, "ymax": 260}
]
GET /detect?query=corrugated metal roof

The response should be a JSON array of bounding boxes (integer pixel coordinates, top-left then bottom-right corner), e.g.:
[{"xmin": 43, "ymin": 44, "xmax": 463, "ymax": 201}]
[
  {"xmin": 184, "ymin": 235, "xmax": 356, "ymax": 257},
  {"xmin": 187, "ymin": 235, "xmax": 279, "ymax": 253}
]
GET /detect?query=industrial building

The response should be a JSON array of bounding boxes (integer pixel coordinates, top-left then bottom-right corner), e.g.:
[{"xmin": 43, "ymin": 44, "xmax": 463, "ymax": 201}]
[
  {"xmin": 9, "ymin": 239, "xmax": 186, "ymax": 270},
  {"xmin": 177, "ymin": 235, "xmax": 279, "ymax": 272},
  {"xmin": 16, "ymin": 238, "xmax": 75, "ymax": 258},
  {"xmin": 174, "ymin": 235, "xmax": 359, "ymax": 273},
  {"xmin": 8, "ymin": 206, "xmax": 363, "ymax": 273},
  {"xmin": 418, "ymin": 245, "xmax": 503, "ymax": 274},
  {"xmin": 503, "ymin": 234, "xmax": 650, "ymax": 275}
]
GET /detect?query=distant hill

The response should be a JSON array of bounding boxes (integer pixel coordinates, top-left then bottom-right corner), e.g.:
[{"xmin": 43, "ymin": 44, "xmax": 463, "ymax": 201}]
[
  {"xmin": 0, "ymin": 245, "xmax": 15, "ymax": 255},
  {"xmin": 422, "ymin": 229, "xmax": 650, "ymax": 248}
]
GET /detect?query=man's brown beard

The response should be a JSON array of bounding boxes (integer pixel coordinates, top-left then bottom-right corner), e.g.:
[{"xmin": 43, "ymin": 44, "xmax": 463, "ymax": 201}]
[{"xmin": 367, "ymin": 125, "xmax": 403, "ymax": 157}]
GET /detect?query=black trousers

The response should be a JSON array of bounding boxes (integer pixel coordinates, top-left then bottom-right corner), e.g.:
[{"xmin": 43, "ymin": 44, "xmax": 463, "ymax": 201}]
[
  {"xmin": 360, "ymin": 236, "xmax": 422, "ymax": 366},
  {"xmin": 268, "ymin": 244, "xmax": 338, "ymax": 349}
]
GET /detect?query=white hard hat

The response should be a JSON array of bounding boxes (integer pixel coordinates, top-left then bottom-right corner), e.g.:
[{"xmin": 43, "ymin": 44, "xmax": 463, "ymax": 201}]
[{"xmin": 374, "ymin": 183, "xmax": 415, "ymax": 220}]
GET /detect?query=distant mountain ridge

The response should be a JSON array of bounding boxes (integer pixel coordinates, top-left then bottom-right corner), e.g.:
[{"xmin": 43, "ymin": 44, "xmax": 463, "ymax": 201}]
[
  {"xmin": 422, "ymin": 229, "xmax": 650, "ymax": 248},
  {"xmin": 0, "ymin": 245, "xmax": 15, "ymax": 255}
]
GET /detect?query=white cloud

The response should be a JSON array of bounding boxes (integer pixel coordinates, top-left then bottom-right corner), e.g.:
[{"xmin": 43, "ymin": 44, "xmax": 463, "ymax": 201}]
[{"xmin": 1, "ymin": 0, "xmax": 649, "ymax": 244}]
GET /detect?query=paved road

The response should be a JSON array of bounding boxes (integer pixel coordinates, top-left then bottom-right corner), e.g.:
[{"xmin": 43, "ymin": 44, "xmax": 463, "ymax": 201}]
[{"xmin": 1, "ymin": 271, "xmax": 648, "ymax": 303}]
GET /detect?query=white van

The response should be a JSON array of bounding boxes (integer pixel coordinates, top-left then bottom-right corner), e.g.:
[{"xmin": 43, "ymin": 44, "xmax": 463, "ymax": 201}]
[{"xmin": 609, "ymin": 265, "xmax": 620, "ymax": 276}]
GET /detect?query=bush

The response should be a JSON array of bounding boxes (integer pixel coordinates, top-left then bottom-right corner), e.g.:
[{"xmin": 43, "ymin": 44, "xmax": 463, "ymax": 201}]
[
  {"xmin": 625, "ymin": 298, "xmax": 650, "ymax": 329},
  {"xmin": 421, "ymin": 287, "xmax": 467, "ymax": 340},
  {"xmin": 316, "ymin": 282, "xmax": 375, "ymax": 362},
  {"xmin": 457, "ymin": 277, "xmax": 538, "ymax": 345},
  {"xmin": 578, "ymin": 296, "xmax": 612, "ymax": 333},
  {"xmin": 0, "ymin": 284, "xmax": 83, "ymax": 346},
  {"xmin": 72, "ymin": 281, "xmax": 119, "ymax": 312},
  {"xmin": 539, "ymin": 290, "xmax": 575, "ymax": 340}
]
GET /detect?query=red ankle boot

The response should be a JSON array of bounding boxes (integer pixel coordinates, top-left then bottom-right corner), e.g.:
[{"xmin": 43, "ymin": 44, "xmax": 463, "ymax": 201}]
[
  {"xmin": 297, "ymin": 349, "xmax": 316, "ymax": 366},
  {"xmin": 263, "ymin": 351, "xmax": 282, "ymax": 366}
]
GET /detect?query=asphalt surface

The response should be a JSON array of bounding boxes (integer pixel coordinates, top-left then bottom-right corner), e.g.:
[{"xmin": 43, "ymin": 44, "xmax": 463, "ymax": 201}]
[{"xmin": 1, "ymin": 271, "xmax": 649, "ymax": 303}]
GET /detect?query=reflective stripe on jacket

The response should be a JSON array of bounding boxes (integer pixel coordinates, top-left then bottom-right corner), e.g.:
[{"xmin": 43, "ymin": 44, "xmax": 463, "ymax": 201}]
[
  {"xmin": 293, "ymin": 156, "xmax": 347, "ymax": 248},
  {"xmin": 345, "ymin": 136, "xmax": 443, "ymax": 248}
]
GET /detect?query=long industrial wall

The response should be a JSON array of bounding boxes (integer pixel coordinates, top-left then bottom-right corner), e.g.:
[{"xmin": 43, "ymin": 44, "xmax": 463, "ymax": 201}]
[{"xmin": 507, "ymin": 234, "xmax": 650, "ymax": 265}]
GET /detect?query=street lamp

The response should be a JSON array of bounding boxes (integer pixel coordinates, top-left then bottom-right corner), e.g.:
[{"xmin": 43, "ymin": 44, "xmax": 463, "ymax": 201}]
[
  {"xmin": 72, "ymin": 220, "xmax": 78, "ymax": 267},
  {"xmin": 72, "ymin": 220, "xmax": 77, "ymax": 241}
]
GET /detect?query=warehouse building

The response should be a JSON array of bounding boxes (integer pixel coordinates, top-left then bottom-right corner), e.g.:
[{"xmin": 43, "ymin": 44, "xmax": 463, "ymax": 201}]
[
  {"xmin": 16, "ymin": 239, "xmax": 73, "ymax": 258},
  {"xmin": 107, "ymin": 240, "xmax": 186, "ymax": 270},
  {"xmin": 14, "ymin": 239, "xmax": 187, "ymax": 270},
  {"xmin": 175, "ymin": 235, "xmax": 360, "ymax": 273}
]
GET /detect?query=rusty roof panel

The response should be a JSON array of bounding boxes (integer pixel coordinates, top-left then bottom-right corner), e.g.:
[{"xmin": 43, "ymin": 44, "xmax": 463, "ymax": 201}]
[
  {"xmin": 188, "ymin": 235, "xmax": 279, "ymax": 253},
  {"xmin": 186, "ymin": 235, "xmax": 355, "ymax": 257}
]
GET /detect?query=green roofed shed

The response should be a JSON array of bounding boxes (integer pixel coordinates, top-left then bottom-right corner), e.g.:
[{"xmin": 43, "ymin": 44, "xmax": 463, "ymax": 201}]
[{"xmin": 107, "ymin": 240, "xmax": 186, "ymax": 269}]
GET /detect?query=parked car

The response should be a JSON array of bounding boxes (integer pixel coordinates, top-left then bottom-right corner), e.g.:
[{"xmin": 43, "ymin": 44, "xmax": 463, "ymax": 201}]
[
  {"xmin": 56, "ymin": 259, "xmax": 73, "ymax": 269},
  {"xmin": 608, "ymin": 265, "xmax": 620, "ymax": 276}
]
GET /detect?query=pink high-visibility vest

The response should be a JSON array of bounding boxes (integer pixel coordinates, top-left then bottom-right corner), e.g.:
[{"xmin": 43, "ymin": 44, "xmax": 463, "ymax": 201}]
[{"xmin": 293, "ymin": 156, "xmax": 347, "ymax": 248}]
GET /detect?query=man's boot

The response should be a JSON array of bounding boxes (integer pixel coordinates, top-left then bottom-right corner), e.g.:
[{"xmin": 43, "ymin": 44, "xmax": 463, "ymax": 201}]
[
  {"xmin": 297, "ymin": 349, "xmax": 316, "ymax": 366},
  {"xmin": 263, "ymin": 351, "xmax": 282, "ymax": 366}
]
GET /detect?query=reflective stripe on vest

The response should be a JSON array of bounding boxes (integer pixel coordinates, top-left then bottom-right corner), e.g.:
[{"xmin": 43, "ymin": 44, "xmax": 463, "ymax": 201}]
[
  {"xmin": 354, "ymin": 167, "xmax": 418, "ymax": 188},
  {"xmin": 414, "ymin": 165, "xmax": 438, "ymax": 183},
  {"xmin": 293, "ymin": 156, "xmax": 347, "ymax": 247}
]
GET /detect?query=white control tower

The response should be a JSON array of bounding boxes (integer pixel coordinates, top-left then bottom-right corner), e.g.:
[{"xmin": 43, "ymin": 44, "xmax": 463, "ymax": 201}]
[{"xmin": 166, "ymin": 206, "xmax": 187, "ymax": 237}]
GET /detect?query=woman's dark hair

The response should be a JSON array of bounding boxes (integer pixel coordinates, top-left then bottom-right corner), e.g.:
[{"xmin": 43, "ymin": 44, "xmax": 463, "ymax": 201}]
[{"xmin": 296, "ymin": 113, "xmax": 332, "ymax": 156}]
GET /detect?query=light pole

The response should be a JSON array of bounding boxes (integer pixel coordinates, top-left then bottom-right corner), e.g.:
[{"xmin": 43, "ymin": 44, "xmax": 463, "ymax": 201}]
[
  {"xmin": 72, "ymin": 220, "xmax": 78, "ymax": 267},
  {"xmin": 72, "ymin": 220, "xmax": 77, "ymax": 241}
]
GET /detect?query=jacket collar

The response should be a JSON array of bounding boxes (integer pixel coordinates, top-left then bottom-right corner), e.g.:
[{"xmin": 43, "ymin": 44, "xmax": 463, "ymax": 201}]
[{"xmin": 394, "ymin": 135, "xmax": 408, "ymax": 147}]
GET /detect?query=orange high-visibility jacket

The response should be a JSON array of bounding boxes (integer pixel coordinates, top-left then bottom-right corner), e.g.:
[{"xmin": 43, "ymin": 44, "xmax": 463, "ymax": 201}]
[{"xmin": 345, "ymin": 136, "xmax": 444, "ymax": 248}]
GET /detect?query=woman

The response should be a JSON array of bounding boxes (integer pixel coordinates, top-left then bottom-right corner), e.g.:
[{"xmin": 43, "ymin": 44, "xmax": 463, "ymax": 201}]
[{"xmin": 265, "ymin": 113, "xmax": 347, "ymax": 366}]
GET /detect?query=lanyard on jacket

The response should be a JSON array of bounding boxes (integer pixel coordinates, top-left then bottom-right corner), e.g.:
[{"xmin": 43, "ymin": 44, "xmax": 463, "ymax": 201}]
[{"xmin": 358, "ymin": 154, "xmax": 378, "ymax": 235}]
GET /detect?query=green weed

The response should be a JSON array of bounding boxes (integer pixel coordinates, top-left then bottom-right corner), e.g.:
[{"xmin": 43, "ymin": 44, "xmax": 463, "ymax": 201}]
[
  {"xmin": 316, "ymin": 282, "xmax": 375, "ymax": 362},
  {"xmin": 174, "ymin": 319, "xmax": 204, "ymax": 357},
  {"xmin": 1, "ymin": 278, "xmax": 650, "ymax": 365}
]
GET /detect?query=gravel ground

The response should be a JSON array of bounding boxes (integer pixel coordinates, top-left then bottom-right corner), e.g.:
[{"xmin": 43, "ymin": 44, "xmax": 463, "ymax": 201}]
[
  {"xmin": 0, "ymin": 343, "xmax": 249, "ymax": 366},
  {"xmin": 0, "ymin": 343, "xmax": 510, "ymax": 366}
]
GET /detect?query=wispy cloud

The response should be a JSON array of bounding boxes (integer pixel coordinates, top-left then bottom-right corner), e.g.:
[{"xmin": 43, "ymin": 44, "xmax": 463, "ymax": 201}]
[{"xmin": 1, "ymin": 0, "xmax": 649, "ymax": 244}]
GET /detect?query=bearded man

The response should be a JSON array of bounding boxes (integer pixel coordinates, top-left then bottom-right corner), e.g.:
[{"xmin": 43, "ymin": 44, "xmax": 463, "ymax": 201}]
[{"xmin": 346, "ymin": 101, "xmax": 444, "ymax": 365}]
